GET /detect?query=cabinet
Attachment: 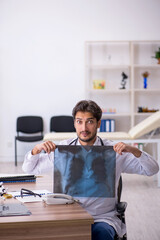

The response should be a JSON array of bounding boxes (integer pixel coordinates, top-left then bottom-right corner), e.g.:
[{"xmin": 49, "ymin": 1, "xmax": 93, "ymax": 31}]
[{"xmin": 85, "ymin": 41, "xmax": 160, "ymax": 132}]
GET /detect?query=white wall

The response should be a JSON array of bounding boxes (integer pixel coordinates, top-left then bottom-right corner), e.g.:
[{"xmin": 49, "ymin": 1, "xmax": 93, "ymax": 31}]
[{"xmin": 0, "ymin": 0, "xmax": 160, "ymax": 162}]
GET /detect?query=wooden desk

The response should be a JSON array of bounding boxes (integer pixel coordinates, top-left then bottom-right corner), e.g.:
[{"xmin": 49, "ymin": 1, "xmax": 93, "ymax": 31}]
[{"xmin": 0, "ymin": 175, "xmax": 93, "ymax": 240}]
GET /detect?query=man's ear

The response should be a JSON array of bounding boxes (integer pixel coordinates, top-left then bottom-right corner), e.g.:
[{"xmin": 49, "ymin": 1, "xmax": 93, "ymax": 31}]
[{"xmin": 97, "ymin": 120, "xmax": 101, "ymax": 129}]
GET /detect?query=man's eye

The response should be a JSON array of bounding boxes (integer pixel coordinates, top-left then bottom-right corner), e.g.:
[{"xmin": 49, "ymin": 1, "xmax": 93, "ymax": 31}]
[
  {"xmin": 77, "ymin": 120, "xmax": 82, "ymax": 124},
  {"xmin": 88, "ymin": 120, "xmax": 93, "ymax": 124}
]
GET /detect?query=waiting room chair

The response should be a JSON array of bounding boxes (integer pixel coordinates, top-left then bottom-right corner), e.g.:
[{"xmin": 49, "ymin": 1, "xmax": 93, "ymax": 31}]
[
  {"xmin": 115, "ymin": 176, "xmax": 127, "ymax": 240},
  {"xmin": 15, "ymin": 116, "xmax": 43, "ymax": 166},
  {"xmin": 50, "ymin": 115, "xmax": 75, "ymax": 132}
]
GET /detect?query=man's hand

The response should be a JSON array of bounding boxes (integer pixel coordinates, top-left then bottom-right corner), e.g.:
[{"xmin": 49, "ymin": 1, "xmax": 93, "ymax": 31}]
[
  {"xmin": 31, "ymin": 141, "xmax": 56, "ymax": 155},
  {"xmin": 113, "ymin": 142, "xmax": 142, "ymax": 158}
]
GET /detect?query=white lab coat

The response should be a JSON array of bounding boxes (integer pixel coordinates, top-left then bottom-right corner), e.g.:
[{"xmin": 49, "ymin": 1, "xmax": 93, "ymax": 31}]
[{"xmin": 22, "ymin": 137, "xmax": 159, "ymax": 237}]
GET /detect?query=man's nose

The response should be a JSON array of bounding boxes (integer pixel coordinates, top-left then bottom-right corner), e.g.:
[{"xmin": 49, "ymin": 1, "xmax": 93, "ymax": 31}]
[{"xmin": 81, "ymin": 122, "xmax": 88, "ymax": 130}]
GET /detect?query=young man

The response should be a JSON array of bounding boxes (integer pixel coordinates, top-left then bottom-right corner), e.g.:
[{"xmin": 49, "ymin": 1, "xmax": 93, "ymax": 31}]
[{"xmin": 22, "ymin": 100, "xmax": 159, "ymax": 240}]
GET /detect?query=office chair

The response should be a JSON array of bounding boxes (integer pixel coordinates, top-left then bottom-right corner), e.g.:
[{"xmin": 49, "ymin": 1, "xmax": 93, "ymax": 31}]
[
  {"xmin": 15, "ymin": 116, "xmax": 43, "ymax": 166},
  {"xmin": 115, "ymin": 176, "xmax": 127, "ymax": 240},
  {"xmin": 50, "ymin": 115, "xmax": 75, "ymax": 132}
]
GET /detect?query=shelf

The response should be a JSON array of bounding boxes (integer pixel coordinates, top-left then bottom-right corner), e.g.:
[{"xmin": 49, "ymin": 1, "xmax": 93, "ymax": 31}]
[
  {"xmin": 134, "ymin": 112, "xmax": 153, "ymax": 116},
  {"xmin": 85, "ymin": 40, "xmax": 160, "ymax": 131},
  {"xmin": 134, "ymin": 89, "xmax": 160, "ymax": 93},
  {"xmin": 133, "ymin": 64, "xmax": 160, "ymax": 68},
  {"xmin": 102, "ymin": 113, "xmax": 131, "ymax": 117},
  {"xmin": 86, "ymin": 65, "xmax": 130, "ymax": 69},
  {"xmin": 89, "ymin": 89, "xmax": 131, "ymax": 94}
]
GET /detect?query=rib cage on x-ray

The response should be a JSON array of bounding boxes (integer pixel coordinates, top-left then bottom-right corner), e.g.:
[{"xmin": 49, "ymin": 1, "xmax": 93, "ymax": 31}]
[{"xmin": 54, "ymin": 145, "xmax": 116, "ymax": 198}]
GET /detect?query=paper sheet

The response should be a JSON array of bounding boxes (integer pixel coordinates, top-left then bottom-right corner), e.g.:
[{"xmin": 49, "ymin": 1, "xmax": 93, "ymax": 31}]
[{"xmin": 8, "ymin": 189, "xmax": 51, "ymax": 203}]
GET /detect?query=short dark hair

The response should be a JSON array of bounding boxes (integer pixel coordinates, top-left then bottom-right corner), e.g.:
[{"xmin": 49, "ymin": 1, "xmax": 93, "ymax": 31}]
[{"xmin": 72, "ymin": 100, "xmax": 102, "ymax": 121}]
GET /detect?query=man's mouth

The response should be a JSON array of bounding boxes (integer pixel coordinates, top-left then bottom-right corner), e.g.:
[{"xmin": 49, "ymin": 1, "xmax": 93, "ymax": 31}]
[{"xmin": 80, "ymin": 131, "xmax": 90, "ymax": 137}]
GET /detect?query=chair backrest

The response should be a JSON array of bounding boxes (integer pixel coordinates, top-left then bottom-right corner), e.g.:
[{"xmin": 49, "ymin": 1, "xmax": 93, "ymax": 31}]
[
  {"xmin": 16, "ymin": 116, "xmax": 43, "ymax": 134},
  {"xmin": 50, "ymin": 115, "xmax": 75, "ymax": 132}
]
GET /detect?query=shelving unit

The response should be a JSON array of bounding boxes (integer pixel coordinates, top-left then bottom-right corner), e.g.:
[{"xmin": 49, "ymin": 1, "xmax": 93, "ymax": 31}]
[{"xmin": 85, "ymin": 41, "xmax": 160, "ymax": 132}]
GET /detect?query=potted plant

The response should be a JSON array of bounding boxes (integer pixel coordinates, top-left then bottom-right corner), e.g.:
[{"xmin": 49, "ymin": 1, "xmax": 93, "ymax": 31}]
[{"xmin": 152, "ymin": 47, "xmax": 160, "ymax": 64}]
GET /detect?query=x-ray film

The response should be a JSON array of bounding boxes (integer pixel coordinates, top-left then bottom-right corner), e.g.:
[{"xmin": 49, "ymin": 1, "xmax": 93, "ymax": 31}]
[{"xmin": 54, "ymin": 145, "xmax": 116, "ymax": 198}]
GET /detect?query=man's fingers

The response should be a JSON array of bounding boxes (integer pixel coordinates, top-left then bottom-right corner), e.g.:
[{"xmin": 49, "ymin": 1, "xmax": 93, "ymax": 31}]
[
  {"xmin": 43, "ymin": 141, "xmax": 56, "ymax": 153},
  {"xmin": 113, "ymin": 142, "xmax": 126, "ymax": 155},
  {"xmin": 32, "ymin": 141, "xmax": 56, "ymax": 155}
]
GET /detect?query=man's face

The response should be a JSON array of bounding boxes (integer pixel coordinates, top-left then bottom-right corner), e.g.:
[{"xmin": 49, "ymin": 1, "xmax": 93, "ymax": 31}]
[{"xmin": 74, "ymin": 111, "xmax": 101, "ymax": 146}]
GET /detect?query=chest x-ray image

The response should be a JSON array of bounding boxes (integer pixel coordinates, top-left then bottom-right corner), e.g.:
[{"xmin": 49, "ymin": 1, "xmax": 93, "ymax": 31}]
[{"xmin": 54, "ymin": 145, "xmax": 116, "ymax": 198}]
